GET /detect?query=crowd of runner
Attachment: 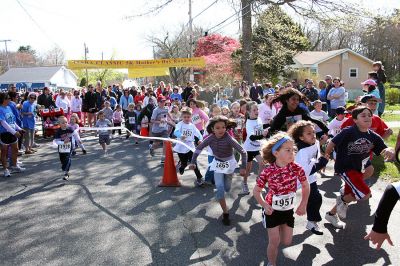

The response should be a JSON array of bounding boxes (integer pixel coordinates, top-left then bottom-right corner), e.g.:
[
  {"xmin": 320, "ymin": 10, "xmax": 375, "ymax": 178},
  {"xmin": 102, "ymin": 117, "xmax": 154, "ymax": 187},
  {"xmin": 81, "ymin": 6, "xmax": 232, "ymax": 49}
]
[{"xmin": 0, "ymin": 61, "xmax": 399, "ymax": 265}]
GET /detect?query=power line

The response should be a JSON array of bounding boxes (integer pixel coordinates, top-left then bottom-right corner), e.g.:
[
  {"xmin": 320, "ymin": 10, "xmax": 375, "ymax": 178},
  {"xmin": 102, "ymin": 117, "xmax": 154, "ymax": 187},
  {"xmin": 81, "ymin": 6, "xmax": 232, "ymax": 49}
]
[
  {"xmin": 192, "ymin": 0, "xmax": 218, "ymax": 21},
  {"xmin": 206, "ymin": 1, "xmax": 252, "ymax": 32},
  {"xmin": 15, "ymin": 0, "xmax": 61, "ymax": 48}
]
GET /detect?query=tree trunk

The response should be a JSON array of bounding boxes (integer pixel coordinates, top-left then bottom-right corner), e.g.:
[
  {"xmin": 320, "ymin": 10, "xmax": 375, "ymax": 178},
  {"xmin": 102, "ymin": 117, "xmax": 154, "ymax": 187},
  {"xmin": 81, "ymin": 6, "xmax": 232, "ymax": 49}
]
[{"xmin": 241, "ymin": 0, "xmax": 253, "ymax": 84}]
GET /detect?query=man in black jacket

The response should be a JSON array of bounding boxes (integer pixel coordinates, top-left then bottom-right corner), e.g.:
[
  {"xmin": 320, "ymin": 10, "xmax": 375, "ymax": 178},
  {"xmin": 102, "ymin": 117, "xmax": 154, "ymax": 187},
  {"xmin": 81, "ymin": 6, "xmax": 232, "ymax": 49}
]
[
  {"xmin": 37, "ymin": 87, "xmax": 55, "ymax": 108},
  {"xmin": 83, "ymin": 84, "xmax": 98, "ymax": 127}
]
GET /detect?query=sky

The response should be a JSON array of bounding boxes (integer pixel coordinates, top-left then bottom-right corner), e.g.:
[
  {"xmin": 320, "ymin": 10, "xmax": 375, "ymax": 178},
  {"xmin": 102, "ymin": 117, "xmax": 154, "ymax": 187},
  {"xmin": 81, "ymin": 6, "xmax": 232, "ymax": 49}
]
[{"xmin": 1, "ymin": 0, "xmax": 399, "ymax": 62}]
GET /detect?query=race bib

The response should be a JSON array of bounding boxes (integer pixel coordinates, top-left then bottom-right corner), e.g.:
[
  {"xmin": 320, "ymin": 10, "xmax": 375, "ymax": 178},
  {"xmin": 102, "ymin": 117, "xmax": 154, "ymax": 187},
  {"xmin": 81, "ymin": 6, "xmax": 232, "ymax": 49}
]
[
  {"xmin": 59, "ymin": 143, "xmax": 71, "ymax": 153},
  {"xmin": 272, "ymin": 193, "xmax": 296, "ymax": 211},
  {"xmin": 129, "ymin": 117, "xmax": 136, "ymax": 124},
  {"xmin": 253, "ymin": 125, "xmax": 263, "ymax": 136},
  {"xmin": 210, "ymin": 158, "xmax": 237, "ymax": 174},
  {"xmin": 192, "ymin": 114, "xmax": 201, "ymax": 124},
  {"xmin": 235, "ymin": 118, "xmax": 243, "ymax": 129},
  {"xmin": 159, "ymin": 118, "xmax": 168, "ymax": 129},
  {"xmin": 182, "ymin": 129, "xmax": 193, "ymax": 138}
]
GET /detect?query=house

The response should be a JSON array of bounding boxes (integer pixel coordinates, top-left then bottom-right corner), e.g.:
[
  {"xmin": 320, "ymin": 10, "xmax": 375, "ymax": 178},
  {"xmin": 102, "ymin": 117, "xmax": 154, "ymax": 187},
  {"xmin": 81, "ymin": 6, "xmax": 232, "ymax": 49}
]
[
  {"xmin": 292, "ymin": 48, "xmax": 374, "ymax": 99},
  {"xmin": 0, "ymin": 66, "xmax": 78, "ymax": 92}
]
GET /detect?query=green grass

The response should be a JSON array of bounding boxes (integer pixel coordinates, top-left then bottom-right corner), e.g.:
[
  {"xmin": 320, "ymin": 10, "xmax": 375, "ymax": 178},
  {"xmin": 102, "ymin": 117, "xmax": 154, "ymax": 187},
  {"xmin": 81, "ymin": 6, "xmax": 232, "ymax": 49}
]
[
  {"xmin": 381, "ymin": 112, "xmax": 400, "ymax": 122},
  {"xmin": 385, "ymin": 104, "xmax": 400, "ymax": 111},
  {"xmin": 372, "ymin": 131, "xmax": 400, "ymax": 181}
]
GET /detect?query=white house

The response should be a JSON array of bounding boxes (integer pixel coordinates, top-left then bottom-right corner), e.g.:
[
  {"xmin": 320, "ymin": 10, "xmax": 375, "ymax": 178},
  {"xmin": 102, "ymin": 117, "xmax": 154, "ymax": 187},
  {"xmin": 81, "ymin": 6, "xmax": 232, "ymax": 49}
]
[{"xmin": 0, "ymin": 66, "xmax": 78, "ymax": 91}]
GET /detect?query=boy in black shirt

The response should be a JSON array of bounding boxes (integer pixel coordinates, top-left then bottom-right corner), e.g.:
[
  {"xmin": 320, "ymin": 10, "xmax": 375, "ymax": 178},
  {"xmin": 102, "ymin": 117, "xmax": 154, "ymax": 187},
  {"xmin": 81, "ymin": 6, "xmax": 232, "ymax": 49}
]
[
  {"xmin": 54, "ymin": 116, "xmax": 79, "ymax": 180},
  {"xmin": 324, "ymin": 106, "xmax": 394, "ymax": 228}
]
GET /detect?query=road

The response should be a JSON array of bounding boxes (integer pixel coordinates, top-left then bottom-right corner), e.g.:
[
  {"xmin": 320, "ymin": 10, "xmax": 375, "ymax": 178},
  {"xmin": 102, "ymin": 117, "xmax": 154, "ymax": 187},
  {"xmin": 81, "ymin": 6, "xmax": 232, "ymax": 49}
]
[{"xmin": 0, "ymin": 134, "xmax": 399, "ymax": 265}]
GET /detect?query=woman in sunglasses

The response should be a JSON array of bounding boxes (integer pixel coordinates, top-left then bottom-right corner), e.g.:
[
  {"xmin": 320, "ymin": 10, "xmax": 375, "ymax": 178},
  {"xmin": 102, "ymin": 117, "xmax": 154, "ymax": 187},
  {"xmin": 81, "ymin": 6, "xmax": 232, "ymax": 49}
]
[
  {"xmin": 21, "ymin": 92, "xmax": 38, "ymax": 154},
  {"xmin": 0, "ymin": 92, "xmax": 26, "ymax": 177}
]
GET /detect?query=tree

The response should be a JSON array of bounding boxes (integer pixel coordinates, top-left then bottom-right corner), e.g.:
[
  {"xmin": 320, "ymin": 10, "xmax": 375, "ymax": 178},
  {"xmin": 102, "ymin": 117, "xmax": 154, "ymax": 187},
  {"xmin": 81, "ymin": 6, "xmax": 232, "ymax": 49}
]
[
  {"xmin": 194, "ymin": 33, "xmax": 241, "ymax": 85},
  {"xmin": 41, "ymin": 46, "xmax": 65, "ymax": 65},
  {"xmin": 251, "ymin": 6, "xmax": 310, "ymax": 81},
  {"xmin": 17, "ymin": 45, "xmax": 36, "ymax": 56},
  {"xmin": 147, "ymin": 25, "xmax": 203, "ymax": 85}
]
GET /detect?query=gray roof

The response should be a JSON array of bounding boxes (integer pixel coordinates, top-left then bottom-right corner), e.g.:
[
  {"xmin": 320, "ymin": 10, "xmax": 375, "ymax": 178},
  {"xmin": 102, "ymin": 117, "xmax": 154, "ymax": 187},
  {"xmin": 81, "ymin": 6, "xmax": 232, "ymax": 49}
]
[{"xmin": 0, "ymin": 66, "xmax": 71, "ymax": 83}]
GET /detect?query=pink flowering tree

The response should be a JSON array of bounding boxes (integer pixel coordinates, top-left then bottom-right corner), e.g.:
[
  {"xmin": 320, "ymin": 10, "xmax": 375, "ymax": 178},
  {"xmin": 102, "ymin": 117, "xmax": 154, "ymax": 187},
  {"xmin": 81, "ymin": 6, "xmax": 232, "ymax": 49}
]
[{"xmin": 194, "ymin": 34, "xmax": 241, "ymax": 85}]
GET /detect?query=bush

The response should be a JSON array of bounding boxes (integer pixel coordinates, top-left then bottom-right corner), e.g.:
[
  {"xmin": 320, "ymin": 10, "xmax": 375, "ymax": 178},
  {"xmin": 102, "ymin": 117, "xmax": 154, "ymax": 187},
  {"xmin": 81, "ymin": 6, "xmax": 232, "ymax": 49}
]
[{"xmin": 386, "ymin": 88, "xmax": 400, "ymax": 104}]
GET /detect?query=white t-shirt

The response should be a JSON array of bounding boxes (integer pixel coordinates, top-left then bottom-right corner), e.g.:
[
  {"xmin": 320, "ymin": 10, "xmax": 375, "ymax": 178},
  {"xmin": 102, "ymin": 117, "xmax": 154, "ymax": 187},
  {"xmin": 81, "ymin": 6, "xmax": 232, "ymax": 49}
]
[
  {"xmin": 393, "ymin": 181, "xmax": 400, "ymax": 196},
  {"xmin": 258, "ymin": 103, "xmax": 277, "ymax": 125},
  {"xmin": 310, "ymin": 110, "xmax": 329, "ymax": 133},
  {"xmin": 173, "ymin": 121, "xmax": 203, "ymax": 154},
  {"xmin": 295, "ymin": 141, "xmax": 320, "ymax": 184},
  {"xmin": 328, "ymin": 117, "xmax": 348, "ymax": 137},
  {"xmin": 243, "ymin": 117, "xmax": 263, "ymax": 152}
]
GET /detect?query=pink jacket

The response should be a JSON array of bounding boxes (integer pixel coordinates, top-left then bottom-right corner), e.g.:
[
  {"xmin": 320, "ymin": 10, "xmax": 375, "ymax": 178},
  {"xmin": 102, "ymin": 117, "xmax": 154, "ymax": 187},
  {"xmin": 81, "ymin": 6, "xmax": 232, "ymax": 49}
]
[{"xmin": 191, "ymin": 107, "xmax": 209, "ymax": 131}]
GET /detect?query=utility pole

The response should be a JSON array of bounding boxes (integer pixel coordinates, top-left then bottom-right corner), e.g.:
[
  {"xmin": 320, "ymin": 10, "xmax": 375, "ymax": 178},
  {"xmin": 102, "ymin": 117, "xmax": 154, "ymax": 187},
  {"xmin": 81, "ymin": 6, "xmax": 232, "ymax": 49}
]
[
  {"xmin": 0, "ymin": 40, "xmax": 12, "ymax": 70},
  {"xmin": 188, "ymin": 0, "xmax": 194, "ymax": 82},
  {"xmin": 84, "ymin": 43, "xmax": 89, "ymax": 86}
]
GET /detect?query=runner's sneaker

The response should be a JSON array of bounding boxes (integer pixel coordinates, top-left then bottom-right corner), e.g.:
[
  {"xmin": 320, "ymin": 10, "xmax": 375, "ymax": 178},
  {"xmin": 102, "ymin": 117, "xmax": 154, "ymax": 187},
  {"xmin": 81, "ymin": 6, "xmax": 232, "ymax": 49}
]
[
  {"xmin": 336, "ymin": 196, "xmax": 348, "ymax": 219},
  {"xmin": 82, "ymin": 149, "xmax": 87, "ymax": 155},
  {"xmin": 239, "ymin": 182, "xmax": 250, "ymax": 195},
  {"xmin": 222, "ymin": 213, "xmax": 231, "ymax": 226},
  {"xmin": 4, "ymin": 169, "xmax": 11, "ymax": 177},
  {"xmin": 196, "ymin": 178, "xmax": 205, "ymax": 187},
  {"xmin": 325, "ymin": 212, "xmax": 345, "ymax": 229},
  {"xmin": 149, "ymin": 144, "xmax": 155, "ymax": 157},
  {"xmin": 306, "ymin": 221, "xmax": 323, "ymax": 235},
  {"xmin": 71, "ymin": 150, "xmax": 77, "ymax": 156},
  {"xmin": 160, "ymin": 160, "xmax": 165, "ymax": 165},
  {"xmin": 11, "ymin": 166, "xmax": 26, "ymax": 173},
  {"xmin": 63, "ymin": 172, "xmax": 69, "ymax": 181},
  {"xmin": 135, "ymin": 141, "xmax": 139, "ymax": 145}
]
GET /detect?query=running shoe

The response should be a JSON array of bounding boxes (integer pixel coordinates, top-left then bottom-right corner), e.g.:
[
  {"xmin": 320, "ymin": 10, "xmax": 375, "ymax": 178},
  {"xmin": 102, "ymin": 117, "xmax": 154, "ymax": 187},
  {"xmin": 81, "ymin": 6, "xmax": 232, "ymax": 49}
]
[
  {"xmin": 135, "ymin": 141, "xmax": 139, "ymax": 145},
  {"xmin": 149, "ymin": 144, "xmax": 155, "ymax": 157},
  {"xmin": 82, "ymin": 149, "xmax": 87, "ymax": 155},
  {"xmin": 71, "ymin": 150, "xmax": 77, "ymax": 156},
  {"xmin": 63, "ymin": 172, "xmax": 69, "ymax": 181},
  {"xmin": 222, "ymin": 213, "xmax": 231, "ymax": 226},
  {"xmin": 325, "ymin": 212, "xmax": 345, "ymax": 229},
  {"xmin": 196, "ymin": 178, "xmax": 205, "ymax": 187},
  {"xmin": 32, "ymin": 143, "xmax": 40, "ymax": 148},
  {"xmin": 11, "ymin": 166, "xmax": 26, "ymax": 173},
  {"xmin": 239, "ymin": 182, "xmax": 250, "ymax": 195},
  {"xmin": 160, "ymin": 160, "xmax": 165, "ymax": 165},
  {"xmin": 306, "ymin": 221, "xmax": 323, "ymax": 235},
  {"xmin": 126, "ymin": 135, "xmax": 130, "ymax": 139},
  {"xmin": 336, "ymin": 196, "xmax": 348, "ymax": 219},
  {"xmin": 4, "ymin": 169, "xmax": 11, "ymax": 177}
]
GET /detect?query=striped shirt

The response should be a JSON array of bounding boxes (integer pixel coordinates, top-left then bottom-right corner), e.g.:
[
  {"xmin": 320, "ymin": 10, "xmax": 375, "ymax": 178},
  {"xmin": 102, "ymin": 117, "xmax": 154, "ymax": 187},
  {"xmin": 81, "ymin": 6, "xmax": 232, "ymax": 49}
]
[{"xmin": 191, "ymin": 132, "xmax": 247, "ymax": 168}]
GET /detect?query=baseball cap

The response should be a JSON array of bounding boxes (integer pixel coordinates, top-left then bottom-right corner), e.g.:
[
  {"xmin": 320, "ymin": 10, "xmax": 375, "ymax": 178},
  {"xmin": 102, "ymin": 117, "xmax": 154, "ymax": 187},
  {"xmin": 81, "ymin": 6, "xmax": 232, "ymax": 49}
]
[
  {"xmin": 158, "ymin": 96, "xmax": 166, "ymax": 102},
  {"xmin": 360, "ymin": 94, "xmax": 382, "ymax": 103},
  {"xmin": 361, "ymin": 79, "xmax": 377, "ymax": 86},
  {"xmin": 335, "ymin": 106, "xmax": 348, "ymax": 115}
]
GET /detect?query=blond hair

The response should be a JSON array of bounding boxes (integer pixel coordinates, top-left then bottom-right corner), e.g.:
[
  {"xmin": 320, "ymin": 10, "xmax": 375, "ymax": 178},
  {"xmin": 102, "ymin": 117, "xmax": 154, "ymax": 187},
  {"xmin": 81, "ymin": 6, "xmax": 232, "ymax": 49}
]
[{"xmin": 261, "ymin": 132, "xmax": 292, "ymax": 163}]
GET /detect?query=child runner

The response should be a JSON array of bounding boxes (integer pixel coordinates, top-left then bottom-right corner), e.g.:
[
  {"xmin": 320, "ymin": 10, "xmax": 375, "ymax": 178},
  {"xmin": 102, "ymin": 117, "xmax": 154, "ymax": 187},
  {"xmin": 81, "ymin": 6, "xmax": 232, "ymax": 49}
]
[
  {"xmin": 310, "ymin": 100, "xmax": 329, "ymax": 139},
  {"xmin": 241, "ymin": 101, "xmax": 266, "ymax": 195},
  {"xmin": 69, "ymin": 113, "xmax": 86, "ymax": 155},
  {"xmin": 258, "ymin": 93, "xmax": 277, "ymax": 128},
  {"xmin": 327, "ymin": 106, "xmax": 348, "ymax": 138},
  {"xmin": 253, "ymin": 132, "xmax": 310, "ymax": 266},
  {"xmin": 188, "ymin": 99, "xmax": 209, "ymax": 134},
  {"xmin": 124, "ymin": 103, "xmax": 139, "ymax": 144},
  {"xmin": 54, "ymin": 116, "xmax": 80, "ymax": 180},
  {"xmin": 173, "ymin": 108, "xmax": 203, "ymax": 185},
  {"xmin": 189, "ymin": 116, "xmax": 247, "ymax": 225},
  {"xmin": 288, "ymin": 121, "xmax": 329, "ymax": 235},
  {"xmin": 324, "ymin": 106, "xmax": 395, "ymax": 229},
  {"xmin": 221, "ymin": 106, "xmax": 230, "ymax": 116},
  {"xmin": 95, "ymin": 111, "xmax": 112, "ymax": 155},
  {"xmin": 230, "ymin": 102, "xmax": 245, "ymax": 163},
  {"xmin": 112, "ymin": 104, "xmax": 123, "ymax": 137}
]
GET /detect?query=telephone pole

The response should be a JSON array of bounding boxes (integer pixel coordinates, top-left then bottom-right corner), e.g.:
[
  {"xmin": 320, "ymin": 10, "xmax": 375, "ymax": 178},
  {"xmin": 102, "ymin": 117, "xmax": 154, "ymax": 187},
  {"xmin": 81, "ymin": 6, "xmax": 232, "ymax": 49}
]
[
  {"xmin": 84, "ymin": 43, "xmax": 89, "ymax": 86},
  {"xmin": 188, "ymin": 0, "xmax": 194, "ymax": 82},
  {"xmin": 0, "ymin": 40, "xmax": 12, "ymax": 70}
]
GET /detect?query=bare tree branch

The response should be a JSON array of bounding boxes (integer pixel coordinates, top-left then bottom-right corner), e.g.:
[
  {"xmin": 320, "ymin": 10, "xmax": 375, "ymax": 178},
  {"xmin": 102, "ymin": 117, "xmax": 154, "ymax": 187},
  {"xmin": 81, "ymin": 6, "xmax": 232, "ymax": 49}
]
[{"xmin": 124, "ymin": 0, "xmax": 174, "ymax": 20}]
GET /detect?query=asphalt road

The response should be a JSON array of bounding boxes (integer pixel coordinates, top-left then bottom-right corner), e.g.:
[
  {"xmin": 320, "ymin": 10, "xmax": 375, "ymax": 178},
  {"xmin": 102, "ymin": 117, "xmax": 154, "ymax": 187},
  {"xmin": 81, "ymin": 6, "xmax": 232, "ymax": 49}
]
[{"xmin": 0, "ymin": 134, "xmax": 399, "ymax": 266}]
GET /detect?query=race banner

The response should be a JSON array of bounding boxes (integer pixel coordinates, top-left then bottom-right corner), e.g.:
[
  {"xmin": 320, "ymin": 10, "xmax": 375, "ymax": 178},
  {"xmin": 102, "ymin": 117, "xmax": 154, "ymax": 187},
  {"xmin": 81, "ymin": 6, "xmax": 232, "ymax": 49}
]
[
  {"xmin": 128, "ymin": 67, "xmax": 170, "ymax": 78},
  {"xmin": 67, "ymin": 57, "xmax": 206, "ymax": 69}
]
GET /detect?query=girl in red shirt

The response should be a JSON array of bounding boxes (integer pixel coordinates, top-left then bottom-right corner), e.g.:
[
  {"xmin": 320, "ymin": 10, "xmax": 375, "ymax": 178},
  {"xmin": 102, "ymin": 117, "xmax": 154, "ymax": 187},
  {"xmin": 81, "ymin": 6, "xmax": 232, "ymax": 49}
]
[{"xmin": 253, "ymin": 132, "xmax": 310, "ymax": 266}]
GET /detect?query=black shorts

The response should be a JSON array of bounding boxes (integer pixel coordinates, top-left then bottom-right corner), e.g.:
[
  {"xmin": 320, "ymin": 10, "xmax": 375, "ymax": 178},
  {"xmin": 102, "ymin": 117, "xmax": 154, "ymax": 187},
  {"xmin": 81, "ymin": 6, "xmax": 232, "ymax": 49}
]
[
  {"xmin": 247, "ymin": 151, "xmax": 260, "ymax": 162},
  {"xmin": 262, "ymin": 208, "xmax": 294, "ymax": 229},
  {"xmin": 0, "ymin": 132, "xmax": 18, "ymax": 145}
]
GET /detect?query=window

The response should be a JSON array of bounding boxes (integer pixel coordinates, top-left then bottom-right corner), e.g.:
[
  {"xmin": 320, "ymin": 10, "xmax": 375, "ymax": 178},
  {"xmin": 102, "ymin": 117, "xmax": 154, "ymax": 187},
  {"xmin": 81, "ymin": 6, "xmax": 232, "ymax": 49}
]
[
  {"xmin": 349, "ymin": 68, "xmax": 358, "ymax": 78},
  {"xmin": 310, "ymin": 68, "xmax": 318, "ymax": 75}
]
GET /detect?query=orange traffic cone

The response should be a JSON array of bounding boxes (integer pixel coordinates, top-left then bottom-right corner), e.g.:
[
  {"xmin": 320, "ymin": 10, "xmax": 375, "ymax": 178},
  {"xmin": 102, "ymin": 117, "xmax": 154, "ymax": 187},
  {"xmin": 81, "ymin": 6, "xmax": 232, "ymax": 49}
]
[{"xmin": 159, "ymin": 141, "xmax": 181, "ymax": 187}]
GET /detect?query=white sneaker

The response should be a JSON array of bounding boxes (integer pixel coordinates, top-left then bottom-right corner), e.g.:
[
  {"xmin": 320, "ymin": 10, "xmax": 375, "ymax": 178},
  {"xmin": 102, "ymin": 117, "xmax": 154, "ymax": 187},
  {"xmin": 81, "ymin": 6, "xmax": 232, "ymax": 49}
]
[
  {"xmin": 4, "ymin": 169, "xmax": 11, "ymax": 177},
  {"xmin": 11, "ymin": 166, "xmax": 26, "ymax": 173},
  {"xmin": 239, "ymin": 182, "xmax": 250, "ymax": 195},
  {"xmin": 325, "ymin": 212, "xmax": 345, "ymax": 229},
  {"xmin": 336, "ymin": 196, "xmax": 348, "ymax": 219}
]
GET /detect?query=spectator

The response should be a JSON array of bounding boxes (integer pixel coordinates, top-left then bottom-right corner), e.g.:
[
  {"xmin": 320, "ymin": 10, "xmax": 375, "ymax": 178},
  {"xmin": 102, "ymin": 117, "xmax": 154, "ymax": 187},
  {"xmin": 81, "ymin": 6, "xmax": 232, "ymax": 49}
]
[
  {"xmin": 372, "ymin": 61, "xmax": 387, "ymax": 117},
  {"xmin": 119, "ymin": 89, "xmax": 134, "ymax": 114},
  {"xmin": 324, "ymin": 75, "xmax": 334, "ymax": 111},
  {"xmin": 181, "ymin": 82, "xmax": 194, "ymax": 102},
  {"xmin": 223, "ymin": 84, "xmax": 233, "ymax": 98},
  {"xmin": 231, "ymin": 80, "xmax": 241, "ymax": 100},
  {"xmin": 56, "ymin": 91, "xmax": 71, "ymax": 120},
  {"xmin": 37, "ymin": 87, "xmax": 55, "ymax": 109},
  {"xmin": 250, "ymin": 84, "xmax": 263, "ymax": 103},
  {"xmin": 301, "ymin": 80, "xmax": 319, "ymax": 102},
  {"xmin": 170, "ymin": 87, "xmax": 182, "ymax": 102},
  {"xmin": 217, "ymin": 94, "xmax": 231, "ymax": 108},
  {"xmin": 21, "ymin": 92, "xmax": 37, "ymax": 154},
  {"xmin": 198, "ymin": 86, "xmax": 215, "ymax": 106},
  {"xmin": 262, "ymin": 82, "xmax": 274, "ymax": 96},
  {"xmin": 327, "ymin": 77, "xmax": 346, "ymax": 118},
  {"xmin": 83, "ymin": 84, "xmax": 98, "ymax": 127}
]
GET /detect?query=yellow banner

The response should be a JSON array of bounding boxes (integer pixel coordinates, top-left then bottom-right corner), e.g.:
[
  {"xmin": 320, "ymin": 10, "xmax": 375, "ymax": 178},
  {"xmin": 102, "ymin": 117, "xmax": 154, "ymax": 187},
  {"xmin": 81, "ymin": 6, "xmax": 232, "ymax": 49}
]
[
  {"xmin": 128, "ymin": 67, "xmax": 170, "ymax": 78},
  {"xmin": 67, "ymin": 57, "xmax": 205, "ymax": 69}
]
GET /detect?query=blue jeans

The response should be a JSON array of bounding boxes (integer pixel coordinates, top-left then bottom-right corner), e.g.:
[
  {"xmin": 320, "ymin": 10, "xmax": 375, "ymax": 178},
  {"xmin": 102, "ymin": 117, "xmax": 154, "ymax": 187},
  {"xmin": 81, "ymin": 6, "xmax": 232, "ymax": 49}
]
[
  {"xmin": 204, "ymin": 155, "xmax": 215, "ymax": 183},
  {"xmin": 214, "ymin": 172, "xmax": 232, "ymax": 200}
]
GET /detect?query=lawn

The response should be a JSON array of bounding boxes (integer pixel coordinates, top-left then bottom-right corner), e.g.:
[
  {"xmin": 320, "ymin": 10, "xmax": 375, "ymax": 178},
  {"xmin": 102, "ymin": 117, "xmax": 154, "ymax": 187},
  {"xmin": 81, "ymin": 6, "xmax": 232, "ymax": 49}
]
[
  {"xmin": 385, "ymin": 104, "xmax": 400, "ymax": 111},
  {"xmin": 372, "ymin": 128, "xmax": 400, "ymax": 182}
]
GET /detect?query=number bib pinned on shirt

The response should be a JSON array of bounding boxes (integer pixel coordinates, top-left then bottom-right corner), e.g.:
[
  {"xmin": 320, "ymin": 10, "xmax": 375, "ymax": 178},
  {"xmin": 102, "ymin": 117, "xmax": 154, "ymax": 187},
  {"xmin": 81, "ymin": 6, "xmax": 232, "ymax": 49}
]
[
  {"xmin": 192, "ymin": 114, "xmax": 201, "ymax": 125},
  {"xmin": 210, "ymin": 158, "xmax": 237, "ymax": 174},
  {"xmin": 182, "ymin": 129, "xmax": 193, "ymax": 138},
  {"xmin": 272, "ymin": 192, "xmax": 296, "ymax": 211},
  {"xmin": 129, "ymin": 117, "xmax": 136, "ymax": 124},
  {"xmin": 59, "ymin": 143, "xmax": 71, "ymax": 153}
]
